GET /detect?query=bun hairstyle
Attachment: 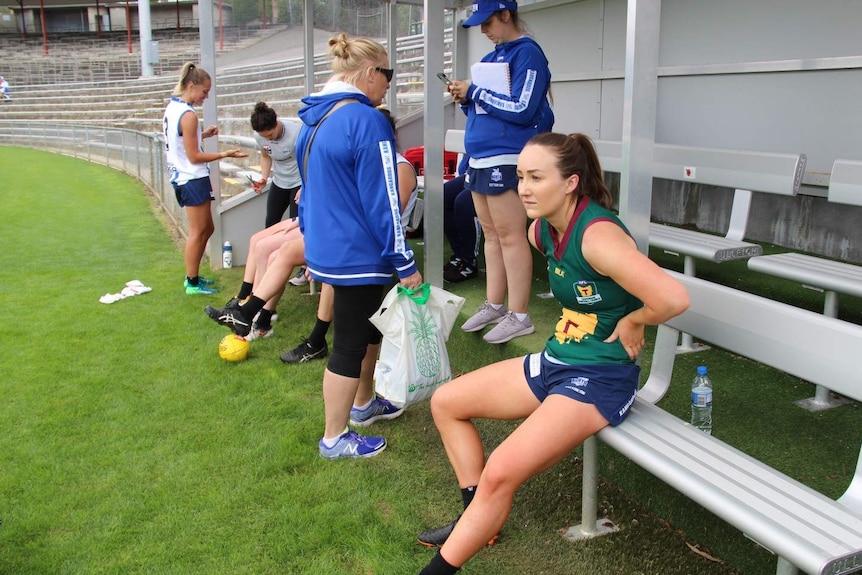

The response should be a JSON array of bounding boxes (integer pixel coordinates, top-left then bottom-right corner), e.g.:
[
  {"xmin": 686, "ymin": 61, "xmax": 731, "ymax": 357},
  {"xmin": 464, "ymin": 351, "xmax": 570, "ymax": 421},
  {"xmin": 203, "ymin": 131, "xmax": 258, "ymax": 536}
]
[
  {"xmin": 172, "ymin": 62, "xmax": 210, "ymax": 96},
  {"xmin": 327, "ymin": 32, "xmax": 388, "ymax": 86},
  {"xmin": 250, "ymin": 102, "xmax": 278, "ymax": 132},
  {"xmin": 526, "ymin": 132, "xmax": 613, "ymax": 209}
]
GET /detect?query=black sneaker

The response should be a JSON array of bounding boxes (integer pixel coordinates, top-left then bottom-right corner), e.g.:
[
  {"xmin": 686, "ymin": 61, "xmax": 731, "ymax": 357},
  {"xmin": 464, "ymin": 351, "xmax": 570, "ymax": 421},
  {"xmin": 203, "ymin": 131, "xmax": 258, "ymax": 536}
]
[
  {"xmin": 417, "ymin": 515, "xmax": 499, "ymax": 548},
  {"xmin": 204, "ymin": 300, "xmax": 252, "ymax": 337},
  {"xmin": 443, "ymin": 255, "xmax": 461, "ymax": 274},
  {"xmin": 280, "ymin": 338, "xmax": 328, "ymax": 363},
  {"xmin": 206, "ymin": 297, "xmax": 239, "ymax": 320},
  {"xmin": 443, "ymin": 258, "xmax": 478, "ymax": 283}
]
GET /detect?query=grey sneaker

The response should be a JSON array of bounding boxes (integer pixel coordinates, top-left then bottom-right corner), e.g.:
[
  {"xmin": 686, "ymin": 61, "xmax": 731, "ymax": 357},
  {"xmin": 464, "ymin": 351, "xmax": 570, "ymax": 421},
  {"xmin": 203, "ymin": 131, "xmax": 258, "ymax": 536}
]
[
  {"xmin": 461, "ymin": 301, "xmax": 507, "ymax": 333},
  {"xmin": 483, "ymin": 312, "xmax": 535, "ymax": 344},
  {"xmin": 289, "ymin": 266, "xmax": 309, "ymax": 286}
]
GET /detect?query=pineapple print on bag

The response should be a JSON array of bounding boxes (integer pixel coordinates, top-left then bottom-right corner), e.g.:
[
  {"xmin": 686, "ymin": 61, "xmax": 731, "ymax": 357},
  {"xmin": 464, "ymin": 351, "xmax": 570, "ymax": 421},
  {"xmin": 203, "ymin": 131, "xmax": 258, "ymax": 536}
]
[
  {"xmin": 409, "ymin": 304, "xmax": 441, "ymax": 378},
  {"xmin": 371, "ymin": 283, "xmax": 465, "ymax": 407}
]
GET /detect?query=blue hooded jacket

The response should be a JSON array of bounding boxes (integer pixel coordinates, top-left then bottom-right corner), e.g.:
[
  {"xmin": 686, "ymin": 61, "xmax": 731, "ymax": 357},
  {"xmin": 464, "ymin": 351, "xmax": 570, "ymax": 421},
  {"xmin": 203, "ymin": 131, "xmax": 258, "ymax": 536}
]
[
  {"xmin": 296, "ymin": 82, "xmax": 417, "ymax": 286},
  {"xmin": 463, "ymin": 35, "xmax": 554, "ymax": 165}
]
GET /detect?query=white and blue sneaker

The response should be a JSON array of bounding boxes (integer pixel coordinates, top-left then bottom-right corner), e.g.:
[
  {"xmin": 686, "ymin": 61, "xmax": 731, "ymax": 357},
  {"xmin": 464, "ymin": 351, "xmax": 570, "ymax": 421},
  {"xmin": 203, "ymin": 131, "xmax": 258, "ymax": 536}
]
[
  {"xmin": 349, "ymin": 397, "xmax": 404, "ymax": 427},
  {"xmin": 319, "ymin": 430, "xmax": 386, "ymax": 460}
]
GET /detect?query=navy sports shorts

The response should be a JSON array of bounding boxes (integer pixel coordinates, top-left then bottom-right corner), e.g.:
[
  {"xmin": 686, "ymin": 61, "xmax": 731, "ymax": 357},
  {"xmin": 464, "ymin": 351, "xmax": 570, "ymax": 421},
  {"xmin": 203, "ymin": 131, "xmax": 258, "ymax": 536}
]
[
  {"xmin": 522, "ymin": 352, "xmax": 640, "ymax": 426},
  {"xmin": 173, "ymin": 176, "xmax": 215, "ymax": 207},
  {"xmin": 465, "ymin": 164, "xmax": 518, "ymax": 196}
]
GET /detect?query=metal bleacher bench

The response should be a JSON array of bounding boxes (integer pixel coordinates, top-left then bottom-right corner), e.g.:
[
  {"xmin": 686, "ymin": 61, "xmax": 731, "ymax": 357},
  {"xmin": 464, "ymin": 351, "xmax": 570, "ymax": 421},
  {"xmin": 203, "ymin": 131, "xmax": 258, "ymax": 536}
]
[
  {"xmin": 746, "ymin": 159, "xmax": 862, "ymax": 410},
  {"xmin": 747, "ymin": 158, "xmax": 862, "ymax": 318},
  {"xmin": 595, "ymin": 140, "xmax": 806, "ymax": 351},
  {"xmin": 440, "ymin": 131, "xmax": 804, "ymax": 273},
  {"xmin": 571, "ymin": 271, "xmax": 862, "ymax": 575},
  {"xmin": 594, "ymin": 141, "xmax": 806, "ymax": 268}
]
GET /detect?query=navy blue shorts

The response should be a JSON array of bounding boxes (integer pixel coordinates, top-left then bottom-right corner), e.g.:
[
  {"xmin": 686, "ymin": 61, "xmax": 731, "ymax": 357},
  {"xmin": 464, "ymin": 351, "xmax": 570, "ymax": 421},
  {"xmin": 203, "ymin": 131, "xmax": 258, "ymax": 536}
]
[
  {"xmin": 173, "ymin": 176, "xmax": 214, "ymax": 207},
  {"xmin": 522, "ymin": 352, "xmax": 640, "ymax": 426},
  {"xmin": 465, "ymin": 165, "xmax": 518, "ymax": 196}
]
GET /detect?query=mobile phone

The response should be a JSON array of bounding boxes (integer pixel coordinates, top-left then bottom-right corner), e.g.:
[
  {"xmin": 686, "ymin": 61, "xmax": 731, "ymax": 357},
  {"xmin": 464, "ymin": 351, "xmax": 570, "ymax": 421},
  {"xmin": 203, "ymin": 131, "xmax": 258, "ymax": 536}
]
[{"xmin": 436, "ymin": 72, "xmax": 452, "ymax": 86}]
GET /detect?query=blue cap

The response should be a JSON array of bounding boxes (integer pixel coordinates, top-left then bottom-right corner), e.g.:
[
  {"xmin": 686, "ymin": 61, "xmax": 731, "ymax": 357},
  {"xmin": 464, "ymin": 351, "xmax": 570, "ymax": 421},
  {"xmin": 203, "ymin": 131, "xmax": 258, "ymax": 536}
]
[
  {"xmin": 697, "ymin": 365, "xmax": 707, "ymax": 375},
  {"xmin": 462, "ymin": 0, "xmax": 518, "ymax": 27}
]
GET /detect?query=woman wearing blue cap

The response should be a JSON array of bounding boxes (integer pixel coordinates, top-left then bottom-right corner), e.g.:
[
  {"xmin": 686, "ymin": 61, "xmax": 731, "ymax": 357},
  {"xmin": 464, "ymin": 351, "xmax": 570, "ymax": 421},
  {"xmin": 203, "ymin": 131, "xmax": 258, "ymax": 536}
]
[{"xmin": 446, "ymin": 0, "xmax": 554, "ymax": 345}]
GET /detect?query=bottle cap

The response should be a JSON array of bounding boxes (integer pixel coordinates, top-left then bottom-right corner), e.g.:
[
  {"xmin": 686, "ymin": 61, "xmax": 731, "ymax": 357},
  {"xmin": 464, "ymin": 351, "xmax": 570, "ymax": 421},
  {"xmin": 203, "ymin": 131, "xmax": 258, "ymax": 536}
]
[{"xmin": 697, "ymin": 365, "xmax": 708, "ymax": 375}]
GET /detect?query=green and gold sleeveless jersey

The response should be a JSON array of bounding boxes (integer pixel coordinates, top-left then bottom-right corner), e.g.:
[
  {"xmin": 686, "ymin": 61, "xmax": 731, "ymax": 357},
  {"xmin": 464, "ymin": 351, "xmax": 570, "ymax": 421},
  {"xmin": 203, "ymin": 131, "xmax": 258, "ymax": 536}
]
[{"xmin": 537, "ymin": 198, "xmax": 643, "ymax": 365}]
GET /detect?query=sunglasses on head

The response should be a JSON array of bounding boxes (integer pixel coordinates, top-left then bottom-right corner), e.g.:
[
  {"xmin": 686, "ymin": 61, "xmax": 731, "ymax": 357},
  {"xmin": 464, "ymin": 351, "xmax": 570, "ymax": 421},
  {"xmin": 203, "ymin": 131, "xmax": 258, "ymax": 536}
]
[{"xmin": 375, "ymin": 66, "xmax": 394, "ymax": 83}]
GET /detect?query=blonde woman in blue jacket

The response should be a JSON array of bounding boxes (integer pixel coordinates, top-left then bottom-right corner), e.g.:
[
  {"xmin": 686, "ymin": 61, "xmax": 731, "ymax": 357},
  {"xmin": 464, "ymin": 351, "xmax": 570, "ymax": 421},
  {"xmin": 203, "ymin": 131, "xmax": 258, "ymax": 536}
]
[{"xmin": 297, "ymin": 34, "xmax": 422, "ymax": 460}]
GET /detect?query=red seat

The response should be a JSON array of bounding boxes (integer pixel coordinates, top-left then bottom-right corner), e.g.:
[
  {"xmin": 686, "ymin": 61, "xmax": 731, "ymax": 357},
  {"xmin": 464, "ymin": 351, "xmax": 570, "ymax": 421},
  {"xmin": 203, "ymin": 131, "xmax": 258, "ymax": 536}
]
[{"xmin": 403, "ymin": 146, "xmax": 459, "ymax": 180}]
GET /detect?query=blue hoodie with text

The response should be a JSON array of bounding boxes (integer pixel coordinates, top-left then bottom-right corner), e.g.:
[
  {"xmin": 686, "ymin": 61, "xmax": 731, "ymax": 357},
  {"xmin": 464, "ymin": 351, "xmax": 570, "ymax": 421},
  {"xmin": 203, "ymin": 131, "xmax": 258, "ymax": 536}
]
[
  {"xmin": 296, "ymin": 81, "xmax": 417, "ymax": 286},
  {"xmin": 463, "ymin": 35, "xmax": 554, "ymax": 166}
]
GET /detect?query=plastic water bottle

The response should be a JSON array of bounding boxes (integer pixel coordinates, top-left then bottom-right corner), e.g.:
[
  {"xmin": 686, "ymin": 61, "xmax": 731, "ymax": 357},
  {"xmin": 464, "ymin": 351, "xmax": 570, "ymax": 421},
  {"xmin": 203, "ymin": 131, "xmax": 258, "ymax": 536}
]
[
  {"xmin": 222, "ymin": 241, "xmax": 232, "ymax": 269},
  {"xmin": 691, "ymin": 365, "xmax": 713, "ymax": 435}
]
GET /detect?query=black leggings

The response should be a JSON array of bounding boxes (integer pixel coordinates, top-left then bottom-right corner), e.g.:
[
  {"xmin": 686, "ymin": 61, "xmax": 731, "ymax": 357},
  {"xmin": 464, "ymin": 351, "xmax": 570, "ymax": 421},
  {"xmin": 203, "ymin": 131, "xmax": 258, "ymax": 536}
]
[
  {"xmin": 327, "ymin": 284, "xmax": 385, "ymax": 378},
  {"xmin": 265, "ymin": 183, "xmax": 301, "ymax": 228}
]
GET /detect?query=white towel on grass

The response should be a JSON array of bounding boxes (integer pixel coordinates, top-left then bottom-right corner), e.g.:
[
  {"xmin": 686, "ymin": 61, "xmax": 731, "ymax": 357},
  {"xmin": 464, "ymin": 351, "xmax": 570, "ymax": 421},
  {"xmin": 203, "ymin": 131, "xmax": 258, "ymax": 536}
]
[{"xmin": 99, "ymin": 280, "xmax": 152, "ymax": 304}]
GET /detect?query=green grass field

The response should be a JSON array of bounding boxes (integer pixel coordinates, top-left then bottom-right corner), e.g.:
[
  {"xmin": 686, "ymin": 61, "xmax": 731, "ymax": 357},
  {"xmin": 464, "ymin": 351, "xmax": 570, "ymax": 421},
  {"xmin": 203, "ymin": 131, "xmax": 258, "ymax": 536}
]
[{"xmin": 1, "ymin": 146, "xmax": 860, "ymax": 574}]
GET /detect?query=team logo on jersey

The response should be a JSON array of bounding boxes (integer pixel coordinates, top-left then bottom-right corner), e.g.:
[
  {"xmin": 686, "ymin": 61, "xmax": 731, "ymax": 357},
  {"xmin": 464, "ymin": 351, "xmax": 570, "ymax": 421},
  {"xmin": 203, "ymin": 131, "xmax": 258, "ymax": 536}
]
[
  {"xmin": 490, "ymin": 167, "xmax": 503, "ymax": 183},
  {"xmin": 574, "ymin": 280, "xmax": 602, "ymax": 305},
  {"xmin": 554, "ymin": 267, "xmax": 565, "ymax": 277}
]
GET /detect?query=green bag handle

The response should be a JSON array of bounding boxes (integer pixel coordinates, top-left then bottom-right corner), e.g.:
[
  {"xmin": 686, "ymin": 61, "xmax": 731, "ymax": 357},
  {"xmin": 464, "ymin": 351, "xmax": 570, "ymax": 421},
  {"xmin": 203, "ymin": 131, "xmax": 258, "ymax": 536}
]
[{"xmin": 397, "ymin": 282, "xmax": 431, "ymax": 305}]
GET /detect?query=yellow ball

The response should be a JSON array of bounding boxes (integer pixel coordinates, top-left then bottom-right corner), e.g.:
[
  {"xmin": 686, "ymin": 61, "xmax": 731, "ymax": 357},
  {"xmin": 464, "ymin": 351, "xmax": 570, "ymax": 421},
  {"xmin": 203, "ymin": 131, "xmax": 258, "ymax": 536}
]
[{"xmin": 218, "ymin": 334, "xmax": 250, "ymax": 362}]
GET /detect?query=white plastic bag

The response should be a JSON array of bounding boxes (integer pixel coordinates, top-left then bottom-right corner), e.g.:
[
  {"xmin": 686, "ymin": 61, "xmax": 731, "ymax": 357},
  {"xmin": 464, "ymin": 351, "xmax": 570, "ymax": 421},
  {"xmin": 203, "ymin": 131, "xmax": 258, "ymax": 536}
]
[{"xmin": 370, "ymin": 283, "xmax": 465, "ymax": 408}]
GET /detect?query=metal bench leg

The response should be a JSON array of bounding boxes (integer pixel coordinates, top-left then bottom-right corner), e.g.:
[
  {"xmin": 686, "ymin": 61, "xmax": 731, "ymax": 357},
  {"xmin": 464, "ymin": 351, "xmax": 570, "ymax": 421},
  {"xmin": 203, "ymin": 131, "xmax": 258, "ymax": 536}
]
[
  {"xmin": 776, "ymin": 556, "xmax": 799, "ymax": 575},
  {"xmin": 563, "ymin": 436, "xmax": 618, "ymax": 541},
  {"xmin": 794, "ymin": 290, "xmax": 850, "ymax": 411},
  {"xmin": 677, "ymin": 256, "xmax": 709, "ymax": 354}
]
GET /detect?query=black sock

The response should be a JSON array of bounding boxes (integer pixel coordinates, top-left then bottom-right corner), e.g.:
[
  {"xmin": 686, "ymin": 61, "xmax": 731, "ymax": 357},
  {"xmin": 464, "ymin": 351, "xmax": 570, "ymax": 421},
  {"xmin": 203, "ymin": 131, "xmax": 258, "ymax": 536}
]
[
  {"xmin": 307, "ymin": 318, "xmax": 331, "ymax": 348},
  {"xmin": 256, "ymin": 309, "xmax": 273, "ymax": 329},
  {"xmin": 186, "ymin": 276, "xmax": 199, "ymax": 286},
  {"xmin": 237, "ymin": 282, "xmax": 253, "ymax": 300},
  {"xmin": 461, "ymin": 486, "xmax": 477, "ymax": 510},
  {"xmin": 419, "ymin": 551, "xmax": 459, "ymax": 575},
  {"xmin": 240, "ymin": 296, "xmax": 266, "ymax": 322}
]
